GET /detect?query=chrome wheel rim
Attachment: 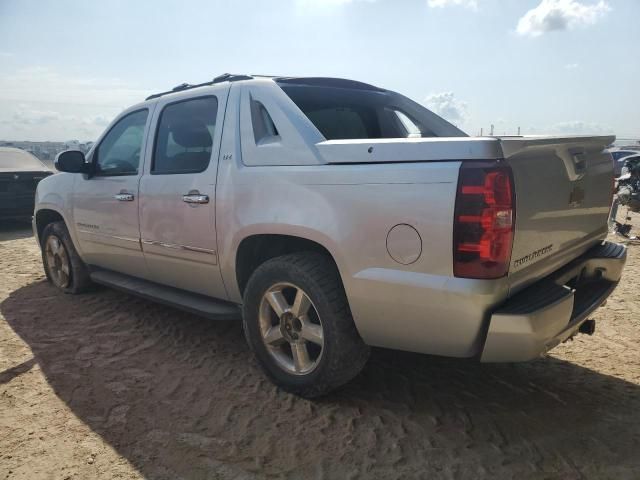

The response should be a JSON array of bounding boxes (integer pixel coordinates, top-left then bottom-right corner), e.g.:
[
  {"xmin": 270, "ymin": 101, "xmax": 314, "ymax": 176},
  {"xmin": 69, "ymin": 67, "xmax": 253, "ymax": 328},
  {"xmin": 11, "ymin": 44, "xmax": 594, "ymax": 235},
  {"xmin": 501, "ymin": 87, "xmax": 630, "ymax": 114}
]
[
  {"xmin": 45, "ymin": 235, "xmax": 70, "ymax": 288},
  {"xmin": 258, "ymin": 282, "xmax": 324, "ymax": 375}
]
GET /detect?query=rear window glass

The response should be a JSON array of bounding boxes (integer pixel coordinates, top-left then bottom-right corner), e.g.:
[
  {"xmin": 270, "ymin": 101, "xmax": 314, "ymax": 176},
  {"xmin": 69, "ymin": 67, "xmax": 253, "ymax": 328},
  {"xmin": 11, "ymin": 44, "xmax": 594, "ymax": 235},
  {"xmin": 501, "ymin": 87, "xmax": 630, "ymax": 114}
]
[
  {"xmin": 278, "ymin": 82, "xmax": 467, "ymax": 140},
  {"xmin": 280, "ymin": 85, "xmax": 401, "ymax": 140},
  {"xmin": 306, "ymin": 107, "xmax": 373, "ymax": 139},
  {"xmin": 0, "ymin": 148, "xmax": 47, "ymax": 170}
]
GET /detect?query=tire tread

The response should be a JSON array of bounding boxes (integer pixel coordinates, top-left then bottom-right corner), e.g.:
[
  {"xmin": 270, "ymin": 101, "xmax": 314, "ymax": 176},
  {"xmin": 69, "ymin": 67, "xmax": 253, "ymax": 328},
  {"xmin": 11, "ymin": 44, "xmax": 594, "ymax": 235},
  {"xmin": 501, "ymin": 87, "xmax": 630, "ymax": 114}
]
[{"xmin": 242, "ymin": 252, "xmax": 369, "ymax": 397}]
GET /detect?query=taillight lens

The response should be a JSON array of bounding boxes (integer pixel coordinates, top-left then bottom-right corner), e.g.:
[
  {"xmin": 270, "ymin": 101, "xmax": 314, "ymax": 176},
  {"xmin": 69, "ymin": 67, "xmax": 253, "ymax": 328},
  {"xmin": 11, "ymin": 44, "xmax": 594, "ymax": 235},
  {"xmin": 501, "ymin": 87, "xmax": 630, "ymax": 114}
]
[{"xmin": 453, "ymin": 162, "xmax": 515, "ymax": 279}]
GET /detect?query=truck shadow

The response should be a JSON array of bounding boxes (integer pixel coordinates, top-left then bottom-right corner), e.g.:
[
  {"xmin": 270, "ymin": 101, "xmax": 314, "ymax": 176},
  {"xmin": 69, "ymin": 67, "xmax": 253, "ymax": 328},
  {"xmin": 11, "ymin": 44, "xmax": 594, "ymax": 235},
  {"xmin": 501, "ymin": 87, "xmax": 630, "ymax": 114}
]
[
  {"xmin": 0, "ymin": 220, "xmax": 33, "ymax": 241},
  {"xmin": 2, "ymin": 280, "xmax": 639, "ymax": 478}
]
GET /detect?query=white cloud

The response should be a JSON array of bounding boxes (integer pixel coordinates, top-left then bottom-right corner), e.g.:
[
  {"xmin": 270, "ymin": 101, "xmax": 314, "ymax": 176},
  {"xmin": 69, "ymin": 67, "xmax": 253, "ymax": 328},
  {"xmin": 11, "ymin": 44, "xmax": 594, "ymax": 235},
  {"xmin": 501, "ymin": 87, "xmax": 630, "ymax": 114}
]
[
  {"xmin": 548, "ymin": 120, "xmax": 613, "ymax": 135},
  {"xmin": 516, "ymin": 0, "xmax": 610, "ymax": 37},
  {"xmin": 10, "ymin": 106, "xmax": 66, "ymax": 126},
  {"xmin": 0, "ymin": 105, "xmax": 115, "ymax": 138},
  {"xmin": 424, "ymin": 92, "xmax": 468, "ymax": 125},
  {"xmin": 0, "ymin": 66, "xmax": 150, "ymax": 107},
  {"xmin": 85, "ymin": 115, "xmax": 111, "ymax": 127},
  {"xmin": 427, "ymin": 0, "xmax": 478, "ymax": 9},
  {"xmin": 523, "ymin": 121, "xmax": 614, "ymax": 135},
  {"xmin": 565, "ymin": 62, "xmax": 579, "ymax": 69},
  {"xmin": 0, "ymin": 66, "xmax": 151, "ymax": 141},
  {"xmin": 295, "ymin": 0, "xmax": 374, "ymax": 9}
]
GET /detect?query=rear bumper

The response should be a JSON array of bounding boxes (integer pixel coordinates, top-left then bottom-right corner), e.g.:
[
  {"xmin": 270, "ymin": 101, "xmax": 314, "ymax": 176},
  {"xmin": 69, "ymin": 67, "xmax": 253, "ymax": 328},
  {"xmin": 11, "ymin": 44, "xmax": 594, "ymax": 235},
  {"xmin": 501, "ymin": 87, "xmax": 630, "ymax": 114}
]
[{"xmin": 481, "ymin": 241, "xmax": 626, "ymax": 362}]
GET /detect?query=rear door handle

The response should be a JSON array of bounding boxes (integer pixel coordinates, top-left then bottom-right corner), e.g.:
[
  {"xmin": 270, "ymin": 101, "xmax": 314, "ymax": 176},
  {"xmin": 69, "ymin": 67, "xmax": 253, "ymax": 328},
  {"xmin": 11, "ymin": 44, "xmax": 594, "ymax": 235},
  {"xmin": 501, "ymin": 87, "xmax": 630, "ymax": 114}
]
[
  {"xmin": 182, "ymin": 192, "xmax": 209, "ymax": 204},
  {"xmin": 114, "ymin": 193, "xmax": 134, "ymax": 201}
]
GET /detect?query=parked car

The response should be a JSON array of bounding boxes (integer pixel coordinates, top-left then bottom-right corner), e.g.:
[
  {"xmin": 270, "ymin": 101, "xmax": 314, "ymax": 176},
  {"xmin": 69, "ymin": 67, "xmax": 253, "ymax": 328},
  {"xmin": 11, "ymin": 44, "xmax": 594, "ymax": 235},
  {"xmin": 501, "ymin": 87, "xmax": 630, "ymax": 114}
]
[
  {"xmin": 0, "ymin": 147, "xmax": 52, "ymax": 221},
  {"xmin": 610, "ymin": 148, "xmax": 640, "ymax": 176},
  {"xmin": 33, "ymin": 74, "xmax": 626, "ymax": 397}
]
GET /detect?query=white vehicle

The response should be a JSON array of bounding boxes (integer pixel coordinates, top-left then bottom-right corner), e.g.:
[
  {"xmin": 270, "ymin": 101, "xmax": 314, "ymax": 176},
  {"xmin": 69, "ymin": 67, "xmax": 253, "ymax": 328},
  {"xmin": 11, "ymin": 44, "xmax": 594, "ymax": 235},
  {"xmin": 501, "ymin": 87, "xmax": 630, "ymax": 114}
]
[
  {"xmin": 34, "ymin": 74, "xmax": 626, "ymax": 396},
  {"xmin": 610, "ymin": 147, "xmax": 640, "ymax": 176}
]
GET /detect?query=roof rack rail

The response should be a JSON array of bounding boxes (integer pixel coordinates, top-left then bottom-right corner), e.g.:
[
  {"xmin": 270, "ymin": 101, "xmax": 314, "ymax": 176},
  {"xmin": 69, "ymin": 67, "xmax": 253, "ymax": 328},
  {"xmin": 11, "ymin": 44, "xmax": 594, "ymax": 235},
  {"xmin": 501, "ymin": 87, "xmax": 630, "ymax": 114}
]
[{"xmin": 145, "ymin": 73, "xmax": 254, "ymax": 101}]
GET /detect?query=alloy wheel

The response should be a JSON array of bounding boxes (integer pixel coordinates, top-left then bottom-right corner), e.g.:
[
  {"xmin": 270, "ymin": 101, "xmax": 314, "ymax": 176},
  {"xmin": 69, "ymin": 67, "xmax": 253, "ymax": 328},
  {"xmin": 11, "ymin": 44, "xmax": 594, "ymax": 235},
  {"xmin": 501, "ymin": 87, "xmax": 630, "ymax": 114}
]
[
  {"xmin": 45, "ymin": 235, "xmax": 71, "ymax": 288},
  {"xmin": 258, "ymin": 282, "xmax": 324, "ymax": 375}
]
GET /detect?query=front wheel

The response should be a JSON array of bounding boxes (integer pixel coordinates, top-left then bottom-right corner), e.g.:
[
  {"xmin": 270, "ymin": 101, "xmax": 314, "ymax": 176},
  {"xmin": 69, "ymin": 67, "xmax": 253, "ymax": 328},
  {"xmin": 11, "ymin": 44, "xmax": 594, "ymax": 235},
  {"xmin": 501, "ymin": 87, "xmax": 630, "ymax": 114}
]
[
  {"xmin": 242, "ymin": 252, "xmax": 370, "ymax": 398},
  {"xmin": 41, "ymin": 221, "xmax": 92, "ymax": 294}
]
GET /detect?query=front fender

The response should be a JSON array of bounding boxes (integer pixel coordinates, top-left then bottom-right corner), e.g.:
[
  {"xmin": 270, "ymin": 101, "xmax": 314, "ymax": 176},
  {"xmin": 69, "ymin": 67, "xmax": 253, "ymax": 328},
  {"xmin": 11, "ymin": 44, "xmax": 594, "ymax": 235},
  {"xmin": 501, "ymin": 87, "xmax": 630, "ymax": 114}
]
[{"xmin": 33, "ymin": 173, "xmax": 79, "ymax": 250}]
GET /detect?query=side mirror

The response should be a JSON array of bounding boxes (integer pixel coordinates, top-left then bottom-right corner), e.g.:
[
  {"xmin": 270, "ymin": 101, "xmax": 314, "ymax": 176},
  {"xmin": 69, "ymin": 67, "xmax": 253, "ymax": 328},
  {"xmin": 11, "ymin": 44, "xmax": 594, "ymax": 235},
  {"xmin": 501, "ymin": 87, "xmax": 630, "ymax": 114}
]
[{"xmin": 55, "ymin": 150, "xmax": 88, "ymax": 173}]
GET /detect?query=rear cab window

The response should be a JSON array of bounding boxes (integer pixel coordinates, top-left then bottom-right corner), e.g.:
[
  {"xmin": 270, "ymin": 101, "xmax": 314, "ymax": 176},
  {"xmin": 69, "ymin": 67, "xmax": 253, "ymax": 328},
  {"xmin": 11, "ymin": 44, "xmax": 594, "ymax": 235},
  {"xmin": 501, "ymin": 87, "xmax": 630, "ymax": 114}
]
[{"xmin": 276, "ymin": 78, "xmax": 467, "ymax": 140}]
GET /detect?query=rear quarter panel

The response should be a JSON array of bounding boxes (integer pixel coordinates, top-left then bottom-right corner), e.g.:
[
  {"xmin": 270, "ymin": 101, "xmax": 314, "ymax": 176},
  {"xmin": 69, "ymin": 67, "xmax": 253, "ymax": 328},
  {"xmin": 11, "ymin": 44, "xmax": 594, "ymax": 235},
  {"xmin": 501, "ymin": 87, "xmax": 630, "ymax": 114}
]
[
  {"xmin": 216, "ymin": 158, "xmax": 464, "ymax": 349},
  {"xmin": 214, "ymin": 81, "xmax": 504, "ymax": 357}
]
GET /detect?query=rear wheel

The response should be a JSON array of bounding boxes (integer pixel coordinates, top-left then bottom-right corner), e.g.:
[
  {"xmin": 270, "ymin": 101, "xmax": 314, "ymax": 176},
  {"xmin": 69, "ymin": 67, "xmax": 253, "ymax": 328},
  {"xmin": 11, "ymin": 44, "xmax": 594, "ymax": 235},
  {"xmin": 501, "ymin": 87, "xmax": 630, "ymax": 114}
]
[
  {"xmin": 41, "ymin": 221, "xmax": 92, "ymax": 294},
  {"xmin": 242, "ymin": 252, "xmax": 370, "ymax": 397}
]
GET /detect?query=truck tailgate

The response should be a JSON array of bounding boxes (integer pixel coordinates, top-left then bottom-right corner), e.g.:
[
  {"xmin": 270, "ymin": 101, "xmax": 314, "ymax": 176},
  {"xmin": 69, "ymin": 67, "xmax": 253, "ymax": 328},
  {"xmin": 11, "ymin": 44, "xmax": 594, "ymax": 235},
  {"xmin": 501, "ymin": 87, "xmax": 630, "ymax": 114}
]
[
  {"xmin": 317, "ymin": 134, "xmax": 615, "ymax": 292},
  {"xmin": 499, "ymin": 135, "xmax": 615, "ymax": 292}
]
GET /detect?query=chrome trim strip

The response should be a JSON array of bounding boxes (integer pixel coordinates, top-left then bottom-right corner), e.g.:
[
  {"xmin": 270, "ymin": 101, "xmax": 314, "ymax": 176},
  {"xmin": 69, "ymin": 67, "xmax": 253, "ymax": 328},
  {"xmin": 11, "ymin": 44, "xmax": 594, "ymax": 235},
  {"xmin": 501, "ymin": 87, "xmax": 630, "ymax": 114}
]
[
  {"xmin": 141, "ymin": 239, "xmax": 216, "ymax": 255},
  {"xmin": 78, "ymin": 230, "xmax": 139, "ymax": 244}
]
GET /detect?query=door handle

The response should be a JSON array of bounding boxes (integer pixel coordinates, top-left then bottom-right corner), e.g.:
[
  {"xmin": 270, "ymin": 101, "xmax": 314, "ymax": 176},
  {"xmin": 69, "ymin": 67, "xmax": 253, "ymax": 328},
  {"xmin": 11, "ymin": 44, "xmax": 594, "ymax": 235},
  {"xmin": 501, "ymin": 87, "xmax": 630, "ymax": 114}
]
[
  {"xmin": 182, "ymin": 192, "xmax": 209, "ymax": 204},
  {"xmin": 114, "ymin": 193, "xmax": 134, "ymax": 201}
]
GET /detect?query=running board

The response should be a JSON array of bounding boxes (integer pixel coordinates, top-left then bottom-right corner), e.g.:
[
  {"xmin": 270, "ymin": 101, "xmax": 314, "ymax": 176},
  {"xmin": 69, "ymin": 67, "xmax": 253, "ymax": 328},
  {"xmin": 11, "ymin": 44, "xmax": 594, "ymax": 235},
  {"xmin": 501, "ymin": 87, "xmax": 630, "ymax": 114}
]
[{"xmin": 89, "ymin": 269, "xmax": 241, "ymax": 320}]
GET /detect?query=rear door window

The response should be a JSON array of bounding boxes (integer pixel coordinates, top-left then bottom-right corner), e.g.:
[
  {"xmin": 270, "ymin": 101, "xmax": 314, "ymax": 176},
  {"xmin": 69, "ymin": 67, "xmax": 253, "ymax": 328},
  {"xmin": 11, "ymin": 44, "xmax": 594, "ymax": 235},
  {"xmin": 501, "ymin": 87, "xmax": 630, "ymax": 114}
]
[{"xmin": 152, "ymin": 96, "xmax": 218, "ymax": 175}]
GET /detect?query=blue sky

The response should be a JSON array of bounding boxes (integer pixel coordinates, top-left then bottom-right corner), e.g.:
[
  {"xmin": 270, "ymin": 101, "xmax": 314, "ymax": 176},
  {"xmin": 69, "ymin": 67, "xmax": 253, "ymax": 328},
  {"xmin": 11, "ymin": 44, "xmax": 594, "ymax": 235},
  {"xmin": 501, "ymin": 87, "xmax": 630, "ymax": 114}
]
[{"xmin": 0, "ymin": 0, "xmax": 638, "ymax": 141}]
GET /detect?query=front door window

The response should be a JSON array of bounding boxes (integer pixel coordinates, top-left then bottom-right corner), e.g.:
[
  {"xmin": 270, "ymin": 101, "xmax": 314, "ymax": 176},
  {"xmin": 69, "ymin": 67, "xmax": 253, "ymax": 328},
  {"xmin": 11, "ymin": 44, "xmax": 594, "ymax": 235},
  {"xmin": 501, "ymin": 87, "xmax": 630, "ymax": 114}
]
[{"xmin": 95, "ymin": 109, "xmax": 148, "ymax": 176}]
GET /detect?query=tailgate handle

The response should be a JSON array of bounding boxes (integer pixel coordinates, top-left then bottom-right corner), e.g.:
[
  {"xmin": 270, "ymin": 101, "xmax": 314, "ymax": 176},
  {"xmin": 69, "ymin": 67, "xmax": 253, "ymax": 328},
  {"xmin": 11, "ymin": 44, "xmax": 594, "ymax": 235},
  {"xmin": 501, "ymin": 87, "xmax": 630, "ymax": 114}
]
[
  {"xmin": 571, "ymin": 149, "xmax": 587, "ymax": 173},
  {"xmin": 559, "ymin": 148, "xmax": 587, "ymax": 181}
]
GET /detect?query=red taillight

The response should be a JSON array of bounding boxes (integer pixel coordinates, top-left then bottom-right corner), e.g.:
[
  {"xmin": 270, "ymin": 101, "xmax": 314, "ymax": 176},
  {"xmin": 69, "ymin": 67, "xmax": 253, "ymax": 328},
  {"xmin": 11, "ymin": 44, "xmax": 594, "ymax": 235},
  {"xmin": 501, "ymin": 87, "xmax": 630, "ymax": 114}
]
[{"xmin": 453, "ymin": 162, "xmax": 515, "ymax": 279}]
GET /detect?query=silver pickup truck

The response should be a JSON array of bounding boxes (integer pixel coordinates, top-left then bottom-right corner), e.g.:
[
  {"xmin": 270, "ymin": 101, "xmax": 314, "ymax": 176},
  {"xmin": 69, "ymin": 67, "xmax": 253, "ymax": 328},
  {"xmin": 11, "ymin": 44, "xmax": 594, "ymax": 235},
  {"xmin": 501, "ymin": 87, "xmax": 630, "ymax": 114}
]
[{"xmin": 34, "ymin": 74, "xmax": 626, "ymax": 397}]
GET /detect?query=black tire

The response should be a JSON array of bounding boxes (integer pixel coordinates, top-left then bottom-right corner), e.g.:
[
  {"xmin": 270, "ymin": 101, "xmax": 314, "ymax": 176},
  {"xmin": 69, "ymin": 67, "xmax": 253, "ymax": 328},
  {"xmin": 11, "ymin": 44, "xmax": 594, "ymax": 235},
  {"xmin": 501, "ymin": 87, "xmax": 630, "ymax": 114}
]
[
  {"xmin": 41, "ymin": 221, "xmax": 92, "ymax": 294},
  {"xmin": 242, "ymin": 252, "xmax": 370, "ymax": 397}
]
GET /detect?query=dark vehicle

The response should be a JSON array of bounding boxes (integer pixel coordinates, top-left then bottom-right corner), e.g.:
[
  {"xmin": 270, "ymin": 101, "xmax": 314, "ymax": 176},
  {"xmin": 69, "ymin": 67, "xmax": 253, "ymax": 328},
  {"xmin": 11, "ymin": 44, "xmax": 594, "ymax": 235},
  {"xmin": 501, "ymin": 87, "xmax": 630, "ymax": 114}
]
[{"xmin": 0, "ymin": 147, "xmax": 52, "ymax": 221}]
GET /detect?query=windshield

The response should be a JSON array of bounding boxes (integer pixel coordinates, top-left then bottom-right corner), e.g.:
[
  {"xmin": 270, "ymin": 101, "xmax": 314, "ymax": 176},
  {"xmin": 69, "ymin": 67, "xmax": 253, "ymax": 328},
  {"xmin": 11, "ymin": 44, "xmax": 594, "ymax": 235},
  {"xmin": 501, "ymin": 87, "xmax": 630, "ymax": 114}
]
[{"xmin": 277, "ymin": 81, "xmax": 467, "ymax": 140}]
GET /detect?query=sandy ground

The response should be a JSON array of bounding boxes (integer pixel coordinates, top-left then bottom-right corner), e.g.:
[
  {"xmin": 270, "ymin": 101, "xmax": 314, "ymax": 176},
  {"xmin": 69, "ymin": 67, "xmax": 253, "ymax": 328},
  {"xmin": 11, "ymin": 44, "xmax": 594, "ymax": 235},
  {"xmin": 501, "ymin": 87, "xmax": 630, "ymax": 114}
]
[{"xmin": 1, "ymin": 219, "xmax": 639, "ymax": 480}]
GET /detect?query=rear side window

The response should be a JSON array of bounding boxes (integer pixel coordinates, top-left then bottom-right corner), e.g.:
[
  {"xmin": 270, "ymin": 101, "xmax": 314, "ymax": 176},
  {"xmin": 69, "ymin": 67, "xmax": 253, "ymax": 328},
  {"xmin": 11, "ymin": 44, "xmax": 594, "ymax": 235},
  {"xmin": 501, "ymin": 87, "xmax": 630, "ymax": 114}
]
[
  {"xmin": 153, "ymin": 96, "xmax": 218, "ymax": 174},
  {"xmin": 251, "ymin": 100, "xmax": 279, "ymax": 144}
]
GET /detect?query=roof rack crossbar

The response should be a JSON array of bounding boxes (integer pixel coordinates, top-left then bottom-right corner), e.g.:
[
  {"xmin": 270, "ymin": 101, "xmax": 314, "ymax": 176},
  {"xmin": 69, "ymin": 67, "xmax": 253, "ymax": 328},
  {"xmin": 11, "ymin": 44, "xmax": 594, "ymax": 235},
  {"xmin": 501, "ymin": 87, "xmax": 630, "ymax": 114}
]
[{"xmin": 145, "ymin": 73, "xmax": 254, "ymax": 101}]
